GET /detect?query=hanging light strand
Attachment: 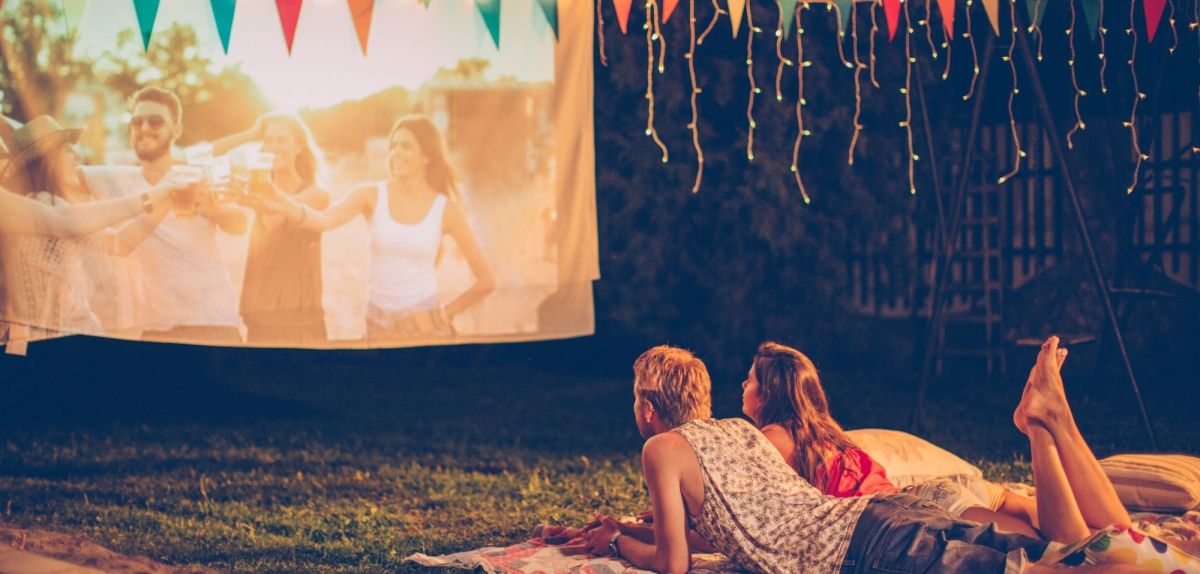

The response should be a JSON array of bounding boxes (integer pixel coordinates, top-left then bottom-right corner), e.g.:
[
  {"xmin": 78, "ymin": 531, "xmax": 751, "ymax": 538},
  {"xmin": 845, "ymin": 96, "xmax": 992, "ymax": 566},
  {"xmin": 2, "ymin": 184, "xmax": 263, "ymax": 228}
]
[
  {"xmin": 644, "ymin": 0, "xmax": 669, "ymax": 162},
  {"xmin": 791, "ymin": 10, "xmax": 812, "ymax": 204},
  {"xmin": 998, "ymin": 0, "xmax": 1024, "ymax": 184},
  {"xmin": 697, "ymin": 0, "xmax": 725, "ymax": 44},
  {"xmin": 941, "ymin": 21, "xmax": 953, "ymax": 80},
  {"xmin": 903, "ymin": 0, "xmax": 917, "ymax": 194},
  {"xmin": 1066, "ymin": 0, "xmax": 1085, "ymax": 149},
  {"xmin": 923, "ymin": 0, "xmax": 939, "ymax": 59},
  {"xmin": 849, "ymin": 2, "xmax": 864, "ymax": 165},
  {"xmin": 775, "ymin": 4, "xmax": 796, "ymax": 102},
  {"xmin": 869, "ymin": 0, "xmax": 881, "ymax": 88},
  {"xmin": 1032, "ymin": 0, "xmax": 1044, "ymax": 61},
  {"xmin": 598, "ymin": 0, "xmax": 609, "ymax": 66},
  {"xmin": 963, "ymin": 0, "xmax": 980, "ymax": 100},
  {"xmin": 1126, "ymin": 0, "xmax": 1146, "ymax": 193},
  {"xmin": 1168, "ymin": 0, "xmax": 1179, "ymax": 54},
  {"xmin": 746, "ymin": 1, "xmax": 760, "ymax": 161},
  {"xmin": 1194, "ymin": 0, "xmax": 1199, "ymax": 153},
  {"xmin": 688, "ymin": 0, "xmax": 704, "ymax": 192},
  {"xmin": 1099, "ymin": 0, "xmax": 1109, "ymax": 93}
]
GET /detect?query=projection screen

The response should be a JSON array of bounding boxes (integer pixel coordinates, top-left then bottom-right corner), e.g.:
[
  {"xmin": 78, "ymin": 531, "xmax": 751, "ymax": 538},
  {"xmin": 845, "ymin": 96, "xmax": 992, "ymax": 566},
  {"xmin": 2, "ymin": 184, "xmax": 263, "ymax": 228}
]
[{"xmin": 0, "ymin": 0, "xmax": 598, "ymax": 351}]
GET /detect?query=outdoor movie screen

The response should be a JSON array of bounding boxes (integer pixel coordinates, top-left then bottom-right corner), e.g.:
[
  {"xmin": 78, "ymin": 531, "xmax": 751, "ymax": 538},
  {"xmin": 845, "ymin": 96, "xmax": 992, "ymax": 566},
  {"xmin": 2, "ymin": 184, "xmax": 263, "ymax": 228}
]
[{"xmin": 0, "ymin": 0, "xmax": 598, "ymax": 351}]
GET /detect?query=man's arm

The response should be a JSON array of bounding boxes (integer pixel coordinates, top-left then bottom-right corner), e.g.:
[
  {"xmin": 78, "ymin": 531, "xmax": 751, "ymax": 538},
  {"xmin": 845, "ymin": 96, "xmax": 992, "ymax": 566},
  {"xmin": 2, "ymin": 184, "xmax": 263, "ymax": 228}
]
[{"xmin": 201, "ymin": 202, "xmax": 248, "ymax": 235}]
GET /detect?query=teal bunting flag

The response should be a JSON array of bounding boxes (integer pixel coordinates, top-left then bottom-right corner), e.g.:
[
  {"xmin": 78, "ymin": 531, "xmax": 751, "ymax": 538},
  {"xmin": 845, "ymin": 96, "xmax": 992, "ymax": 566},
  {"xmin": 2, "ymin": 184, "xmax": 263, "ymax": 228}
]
[
  {"xmin": 535, "ymin": 0, "xmax": 557, "ymax": 39},
  {"xmin": 132, "ymin": 0, "xmax": 161, "ymax": 50},
  {"xmin": 1080, "ymin": 0, "xmax": 1100, "ymax": 39},
  {"xmin": 209, "ymin": 0, "xmax": 236, "ymax": 53},
  {"xmin": 1023, "ymin": 0, "xmax": 1047, "ymax": 29},
  {"xmin": 476, "ymin": 0, "xmax": 501, "ymax": 48},
  {"xmin": 833, "ymin": 0, "xmax": 852, "ymax": 33},
  {"xmin": 778, "ymin": 0, "xmax": 797, "ymax": 40}
]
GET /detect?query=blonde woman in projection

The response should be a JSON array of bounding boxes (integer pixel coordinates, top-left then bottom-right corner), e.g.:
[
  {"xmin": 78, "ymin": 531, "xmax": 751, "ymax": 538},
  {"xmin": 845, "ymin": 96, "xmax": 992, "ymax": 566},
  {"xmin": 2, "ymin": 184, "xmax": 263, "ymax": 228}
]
[{"xmin": 259, "ymin": 115, "xmax": 494, "ymax": 343}]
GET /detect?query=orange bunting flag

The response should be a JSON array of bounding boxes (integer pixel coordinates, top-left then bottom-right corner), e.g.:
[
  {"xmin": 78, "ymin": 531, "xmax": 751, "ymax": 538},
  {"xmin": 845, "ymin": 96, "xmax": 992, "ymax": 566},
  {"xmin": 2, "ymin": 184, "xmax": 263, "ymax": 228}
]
[
  {"xmin": 936, "ymin": 0, "xmax": 955, "ymax": 34},
  {"xmin": 662, "ymin": 0, "xmax": 679, "ymax": 23},
  {"xmin": 982, "ymin": 0, "xmax": 1000, "ymax": 35},
  {"xmin": 612, "ymin": 0, "xmax": 633, "ymax": 33},
  {"xmin": 275, "ymin": 0, "xmax": 302, "ymax": 54},
  {"xmin": 347, "ymin": 0, "xmax": 374, "ymax": 54},
  {"xmin": 728, "ymin": 0, "xmax": 746, "ymax": 38},
  {"xmin": 883, "ymin": 0, "xmax": 899, "ymax": 40},
  {"xmin": 1143, "ymin": 0, "xmax": 1166, "ymax": 42}
]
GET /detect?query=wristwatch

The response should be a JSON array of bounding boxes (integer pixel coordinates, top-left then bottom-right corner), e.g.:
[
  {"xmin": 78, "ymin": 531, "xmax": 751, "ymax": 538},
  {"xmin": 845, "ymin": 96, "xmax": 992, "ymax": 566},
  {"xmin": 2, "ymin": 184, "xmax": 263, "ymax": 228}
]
[{"xmin": 607, "ymin": 533, "xmax": 623, "ymax": 559}]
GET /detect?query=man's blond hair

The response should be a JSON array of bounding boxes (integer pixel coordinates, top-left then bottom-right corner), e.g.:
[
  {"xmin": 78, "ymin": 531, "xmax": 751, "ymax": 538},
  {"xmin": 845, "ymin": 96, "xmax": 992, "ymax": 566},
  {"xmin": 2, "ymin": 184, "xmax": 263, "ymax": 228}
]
[{"xmin": 633, "ymin": 345, "xmax": 712, "ymax": 428}]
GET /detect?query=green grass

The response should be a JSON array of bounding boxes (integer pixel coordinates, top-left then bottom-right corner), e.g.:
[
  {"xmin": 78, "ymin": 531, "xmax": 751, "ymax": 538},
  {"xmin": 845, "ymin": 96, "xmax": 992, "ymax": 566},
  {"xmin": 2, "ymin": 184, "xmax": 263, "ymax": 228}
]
[{"xmin": 1, "ymin": 343, "xmax": 1196, "ymax": 573}]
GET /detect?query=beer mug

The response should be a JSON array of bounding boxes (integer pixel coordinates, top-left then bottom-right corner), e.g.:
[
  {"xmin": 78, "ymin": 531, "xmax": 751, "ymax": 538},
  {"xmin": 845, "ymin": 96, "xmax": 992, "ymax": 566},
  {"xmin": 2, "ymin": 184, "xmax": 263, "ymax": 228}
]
[
  {"xmin": 170, "ymin": 165, "xmax": 205, "ymax": 218},
  {"xmin": 248, "ymin": 152, "xmax": 275, "ymax": 199}
]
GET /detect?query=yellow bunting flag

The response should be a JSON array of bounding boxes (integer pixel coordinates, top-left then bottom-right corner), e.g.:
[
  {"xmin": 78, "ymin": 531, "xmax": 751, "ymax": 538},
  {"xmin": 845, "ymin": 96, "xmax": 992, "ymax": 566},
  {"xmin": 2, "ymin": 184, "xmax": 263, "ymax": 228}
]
[
  {"xmin": 60, "ymin": 0, "xmax": 87, "ymax": 38},
  {"xmin": 936, "ymin": 0, "xmax": 955, "ymax": 34},
  {"xmin": 612, "ymin": 0, "xmax": 632, "ymax": 33},
  {"xmin": 1144, "ymin": 0, "xmax": 1166, "ymax": 42},
  {"xmin": 883, "ymin": 0, "xmax": 899, "ymax": 40},
  {"xmin": 347, "ymin": 0, "xmax": 374, "ymax": 54},
  {"xmin": 728, "ymin": 0, "xmax": 746, "ymax": 37},
  {"xmin": 662, "ymin": 0, "xmax": 678, "ymax": 22},
  {"xmin": 275, "ymin": 0, "xmax": 302, "ymax": 54},
  {"xmin": 132, "ymin": 0, "xmax": 161, "ymax": 50},
  {"xmin": 476, "ymin": 0, "xmax": 501, "ymax": 48},
  {"xmin": 982, "ymin": 0, "xmax": 1000, "ymax": 35}
]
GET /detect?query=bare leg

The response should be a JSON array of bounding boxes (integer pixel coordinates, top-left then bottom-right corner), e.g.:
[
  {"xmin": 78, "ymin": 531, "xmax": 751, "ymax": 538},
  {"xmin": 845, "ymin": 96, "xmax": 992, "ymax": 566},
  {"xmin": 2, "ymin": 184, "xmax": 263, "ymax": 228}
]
[
  {"xmin": 994, "ymin": 491, "xmax": 1039, "ymax": 531},
  {"xmin": 960, "ymin": 506, "xmax": 1040, "ymax": 538},
  {"xmin": 1024, "ymin": 422, "xmax": 1089, "ymax": 543},
  {"xmin": 1020, "ymin": 336, "xmax": 1130, "ymax": 530}
]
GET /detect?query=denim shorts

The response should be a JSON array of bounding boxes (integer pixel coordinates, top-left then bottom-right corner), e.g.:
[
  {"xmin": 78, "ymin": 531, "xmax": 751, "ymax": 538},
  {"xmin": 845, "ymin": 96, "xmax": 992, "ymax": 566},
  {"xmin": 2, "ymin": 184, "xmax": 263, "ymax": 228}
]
[{"xmin": 840, "ymin": 493, "xmax": 1050, "ymax": 574}]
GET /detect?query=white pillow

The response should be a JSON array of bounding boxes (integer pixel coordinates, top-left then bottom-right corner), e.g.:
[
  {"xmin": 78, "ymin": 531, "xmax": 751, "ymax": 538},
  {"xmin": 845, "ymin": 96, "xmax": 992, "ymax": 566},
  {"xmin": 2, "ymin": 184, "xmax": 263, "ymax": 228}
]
[
  {"xmin": 846, "ymin": 428, "xmax": 983, "ymax": 489},
  {"xmin": 1100, "ymin": 454, "xmax": 1200, "ymax": 512}
]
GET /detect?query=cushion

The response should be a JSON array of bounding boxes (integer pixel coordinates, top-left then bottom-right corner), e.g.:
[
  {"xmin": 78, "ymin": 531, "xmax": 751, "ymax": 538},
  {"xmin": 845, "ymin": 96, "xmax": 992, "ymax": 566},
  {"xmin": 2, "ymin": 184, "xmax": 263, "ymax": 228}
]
[
  {"xmin": 846, "ymin": 428, "xmax": 982, "ymax": 489},
  {"xmin": 1100, "ymin": 454, "xmax": 1200, "ymax": 512}
]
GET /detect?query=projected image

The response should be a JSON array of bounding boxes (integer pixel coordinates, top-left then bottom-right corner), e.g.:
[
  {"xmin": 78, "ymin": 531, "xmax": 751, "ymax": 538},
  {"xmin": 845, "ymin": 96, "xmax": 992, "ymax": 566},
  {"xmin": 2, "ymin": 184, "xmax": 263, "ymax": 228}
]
[{"xmin": 0, "ymin": 0, "xmax": 593, "ymax": 350}]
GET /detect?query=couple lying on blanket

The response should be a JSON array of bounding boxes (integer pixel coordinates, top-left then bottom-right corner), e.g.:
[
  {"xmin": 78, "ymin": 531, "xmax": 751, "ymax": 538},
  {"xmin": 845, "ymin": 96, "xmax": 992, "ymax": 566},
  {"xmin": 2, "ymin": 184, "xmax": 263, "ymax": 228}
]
[{"xmin": 543, "ymin": 338, "xmax": 1200, "ymax": 574}]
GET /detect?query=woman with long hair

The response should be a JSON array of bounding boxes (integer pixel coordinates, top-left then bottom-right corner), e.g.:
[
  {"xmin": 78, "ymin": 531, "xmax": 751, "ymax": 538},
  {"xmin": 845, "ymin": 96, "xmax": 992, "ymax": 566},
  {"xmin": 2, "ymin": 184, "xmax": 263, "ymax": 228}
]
[
  {"xmin": 216, "ymin": 112, "xmax": 330, "ymax": 345},
  {"xmin": 259, "ymin": 115, "xmax": 494, "ymax": 343}
]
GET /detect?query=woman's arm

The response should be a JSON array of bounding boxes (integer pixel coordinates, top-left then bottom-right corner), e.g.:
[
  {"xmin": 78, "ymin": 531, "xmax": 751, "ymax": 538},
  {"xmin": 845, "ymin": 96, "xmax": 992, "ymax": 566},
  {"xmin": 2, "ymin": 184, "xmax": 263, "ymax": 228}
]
[
  {"xmin": 210, "ymin": 119, "xmax": 262, "ymax": 157},
  {"xmin": 440, "ymin": 199, "xmax": 495, "ymax": 317},
  {"xmin": 262, "ymin": 186, "xmax": 330, "ymax": 230},
  {"xmin": 0, "ymin": 185, "xmax": 169, "ymax": 238},
  {"xmin": 104, "ymin": 199, "xmax": 171, "ymax": 256}
]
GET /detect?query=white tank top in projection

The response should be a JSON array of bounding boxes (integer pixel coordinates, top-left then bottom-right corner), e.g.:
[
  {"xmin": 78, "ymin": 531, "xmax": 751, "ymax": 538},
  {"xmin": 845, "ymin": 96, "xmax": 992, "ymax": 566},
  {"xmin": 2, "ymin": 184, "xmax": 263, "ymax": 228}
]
[{"xmin": 368, "ymin": 182, "xmax": 446, "ymax": 313}]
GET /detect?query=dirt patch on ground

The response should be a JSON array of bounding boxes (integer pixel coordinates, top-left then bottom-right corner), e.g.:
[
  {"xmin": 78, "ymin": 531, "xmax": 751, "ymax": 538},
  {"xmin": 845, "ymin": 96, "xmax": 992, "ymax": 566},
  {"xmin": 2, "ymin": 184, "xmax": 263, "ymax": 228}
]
[{"xmin": 0, "ymin": 523, "xmax": 221, "ymax": 574}]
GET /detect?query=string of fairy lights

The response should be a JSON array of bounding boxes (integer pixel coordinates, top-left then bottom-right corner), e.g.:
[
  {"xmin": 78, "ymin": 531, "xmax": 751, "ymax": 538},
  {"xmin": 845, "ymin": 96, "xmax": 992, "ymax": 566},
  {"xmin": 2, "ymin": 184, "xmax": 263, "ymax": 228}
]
[{"xmin": 598, "ymin": 0, "xmax": 1194, "ymax": 200}]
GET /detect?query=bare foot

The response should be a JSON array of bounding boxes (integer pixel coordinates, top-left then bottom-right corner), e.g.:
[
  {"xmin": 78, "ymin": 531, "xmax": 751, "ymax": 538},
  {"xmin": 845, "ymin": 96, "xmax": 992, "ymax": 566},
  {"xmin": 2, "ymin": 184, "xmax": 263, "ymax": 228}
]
[{"xmin": 1014, "ymin": 337, "xmax": 1069, "ymax": 432}]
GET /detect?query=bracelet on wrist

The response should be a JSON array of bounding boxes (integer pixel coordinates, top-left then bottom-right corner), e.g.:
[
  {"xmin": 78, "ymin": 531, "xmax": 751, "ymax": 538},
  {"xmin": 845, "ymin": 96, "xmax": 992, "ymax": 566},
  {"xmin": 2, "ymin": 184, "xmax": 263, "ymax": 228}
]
[{"xmin": 607, "ymin": 533, "xmax": 623, "ymax": 559}]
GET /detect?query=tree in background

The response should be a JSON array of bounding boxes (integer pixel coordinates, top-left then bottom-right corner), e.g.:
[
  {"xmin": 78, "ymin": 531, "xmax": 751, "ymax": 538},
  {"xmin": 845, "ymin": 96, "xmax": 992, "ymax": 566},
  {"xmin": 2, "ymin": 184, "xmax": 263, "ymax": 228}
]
[{"xmin": 0, "ymin": 0, "xmax": 96, "ymax": 120}]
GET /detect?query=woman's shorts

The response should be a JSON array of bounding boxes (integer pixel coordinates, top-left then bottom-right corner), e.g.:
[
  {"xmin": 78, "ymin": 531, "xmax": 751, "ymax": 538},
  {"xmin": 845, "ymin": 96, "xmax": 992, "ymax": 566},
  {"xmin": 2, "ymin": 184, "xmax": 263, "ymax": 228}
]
[
  {"xmin": 840, "ymin": 493, "xmax": 1050, "ymax": 574},
  {"xmin": 903, "ymin": 475, "xmax": 1005, "ymax": 516}
]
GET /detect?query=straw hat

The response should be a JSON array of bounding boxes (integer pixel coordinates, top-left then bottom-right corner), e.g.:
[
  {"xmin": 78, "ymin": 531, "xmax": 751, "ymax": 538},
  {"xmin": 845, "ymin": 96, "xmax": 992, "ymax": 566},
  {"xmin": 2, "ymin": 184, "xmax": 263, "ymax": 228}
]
[{"xmin": 0, "ymin": 115, "xmax": 82, "ymax": 182}]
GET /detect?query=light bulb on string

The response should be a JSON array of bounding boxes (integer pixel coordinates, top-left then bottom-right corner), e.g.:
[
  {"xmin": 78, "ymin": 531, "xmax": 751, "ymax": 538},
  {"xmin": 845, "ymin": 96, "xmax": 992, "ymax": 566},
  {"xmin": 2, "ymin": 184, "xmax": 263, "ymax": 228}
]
[
  {"xmin": 903, "ymin": 0, "xmax": 916, "ymax": 194},
  {"xmin": 869, "ymin": 0, "xmax": 881, "ymax": 88},
  {"xmin": 828, "ymin": 2, "xmax": 854, "ymax": 68},
  {"xmin": 688, "ymin": 0, "xmax": 704, "ymax": 192},
  {"xmin": 1126, "ymin": 0, "xmax": 1145, "ymax": 194},
  {"xmin": 963, "ymin": 0, "xmax": 980, "ymax": 100},
  {"xmin": 849, "ymin": 0, "xmax": 865, "ymax": 165},
  {"xmin": 644, "ymin": 0, "xmax": 669, "ymax": 163},
  {"xmin": 924, "ymin": 0, "xmax": 938, "ymax": 59},
  {"xmin": 775, "ymin": 3, "xmax": 799, "ymax": 102},
  {"xmin": 1065, "ymin": 0, "xmax": 1084, "ymax": 149},
  {"xmin": 1032, "ymin": 0, "xmax": 1044, "ymax": 61},
  {"xmin": 941, "ymin": 22, "xmax": 952, "ymax": 80},
  {"xmin": 1168, "ymin": 0, "xmax": 1178, "ymax": 54},
  {"xmin": 998, "ymin": 0, "xmax": 1023, "ymax": 185},
  {"xmin": 1098, "ymin": 1, "xmax": 1108, "ymax": 93},
  {"xmin": 746, "ymin": 0, "xmax": 758, "ymax": 161},
  {"xmin": 697, "ymin": 0, "xmax": 725, "ymax": 44},
  {"xmin": 791, "ymin": 10, "xmax": 812, "ymax": 204}
]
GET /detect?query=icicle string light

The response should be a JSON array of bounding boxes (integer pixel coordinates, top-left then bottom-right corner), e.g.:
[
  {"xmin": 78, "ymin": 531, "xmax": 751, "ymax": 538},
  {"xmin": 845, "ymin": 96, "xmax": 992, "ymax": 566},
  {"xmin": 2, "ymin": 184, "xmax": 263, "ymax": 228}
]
[
  {"xmin": 791, "ymin": 11, "xmax": 812, "ymax": 204},
  {"xmin": 1195, "ymin": 0, "xmax": 1199, "ymax": 154},
  {"xmin": 1065, "ymin": 0, "xmax": 1084, "ymax": 149},
  {"xmin": 775, "ymin": 4, "xmax": 796, "ymax": 102},
  {"xmin": 963, "ymin": 0, "xmax": 980, "ymax": 100},
  {"xmin": 998, "ymin": 0, "xmax": 1024, "ymax": 184},
  {"xmin": 903, "ymin": 0, "xmax": 917, "ymax": 194},
  {"xmin": 849, "ymin": 3, "xmax": 864, "ymax": 165},
  {"xmin": 1126, "ymin": 0, "xmax": 1146, "ymax": 194},
  {"xmin": 598, "ymin": 0, "xmax": 609, "ymax": 67},
  {"xmin": 654, "ymin": 6, "xmax": 667, "ymax": 73},
  {"xmin": 832, "ymin": 2, "xmax": 853, "ymax": 69},
  {"xmin": 923, "ymin": 0, "xmax": 938, "ymax": 60},
  {"xmin": 688, "ymin": 0, "xmax": 704, "ymax": 192},
  {"xmin": 1032, "ymin": 0, "xmax": 1044, "ymax": 62},
  {"xmin": 1099, "ymin": 1, "xmax": 1108, "ymax": 94},
  {"xmin": 1169, "ymin": 0, "xmax": 1178, "ymax": 54},
  {"xmin": 697, "ymin": 0, "xmax": 725, "ymax": 44},
  {"xmin": 941, "ymin": 25, "xmax": 952, "ymax": 80},
  {"xmin": 746, "ymin": 1, "xmax": 759, "ymax": 161},
  {"xmin": 869, "ymin": 0, "xmax": 881, "ymax": 88},
  {"xmin": 644, "ymin": 0, "xmax": 669, "ymax": 162}
]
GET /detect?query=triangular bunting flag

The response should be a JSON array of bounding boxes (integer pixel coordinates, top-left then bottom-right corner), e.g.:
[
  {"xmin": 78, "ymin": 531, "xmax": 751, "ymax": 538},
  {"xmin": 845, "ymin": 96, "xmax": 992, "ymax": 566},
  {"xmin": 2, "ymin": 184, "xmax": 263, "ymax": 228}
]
[
  {"xmin": 936, "ymin": 0, "xmax": 955, "ymax": 34},
  {"xmin": 728, "ymin": 0, "xmax": 746, "ymax": 38},
  {"xmin": 60, "ymin": 0, "xmax": 87, "ymax": 38},
  {"xmin": 1023, "ymin": 0, "xmax": 1047, "ymax": 28},
  {"xmin": 1143, "ymin": 0, "xmax": 1166, "ymax": 42},
  {"xmin": 535, "ymin": 0, "xmax": 557, "ymax": 38},
  {"xmin": 612, "ymin": 0, "xmax": 632, "ymax": 34},
  {"xmin": 421, "ymin": 0, "xmax": 430, "ymax": 7},
  {"xmin": 1080, "ymin": 0, "xmax": 1100, "ymax": 39},
  {"xmin": 209, "ymin": 0, "xmax": 236, "ymax": 53},
  {"xmin": 132, "ymin": 0, "xmax": 160, "ymax": 50},
  {"xmin": 982, "ymin": 0, "xmax": 1000, "ymax": 35},
  {"xmin": 778, "ymin": 0, "xmax": 797, "ymax": 39},
  {"xmin": 662, "ymin": 0, "xmax": 679, "ymax": 23},
  {"xmin": 275, "ymin": 0, "xmax": 302, "ymax": 54},
  {"xmin": 833, "ymin": 0, "xmax": 853, "ymax": 34},
  {"xmin": 476, "ymin": 0, "xmax": 501, "ymax": 49},
  {"xmin": 883, "ymin": 0, "xmax": 899, "ymax": 40},
  {"xmin": 347, "ymin": 0, "xmax": 374, "ymax": 54}
]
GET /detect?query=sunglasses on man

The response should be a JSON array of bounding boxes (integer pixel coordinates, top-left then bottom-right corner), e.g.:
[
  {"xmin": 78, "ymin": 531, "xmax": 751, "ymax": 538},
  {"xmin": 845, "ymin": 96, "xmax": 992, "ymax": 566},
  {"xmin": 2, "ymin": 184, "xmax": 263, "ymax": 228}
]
[{"xmin": 130, "ymin": 115, "xmax": 168, "ymax": 129}]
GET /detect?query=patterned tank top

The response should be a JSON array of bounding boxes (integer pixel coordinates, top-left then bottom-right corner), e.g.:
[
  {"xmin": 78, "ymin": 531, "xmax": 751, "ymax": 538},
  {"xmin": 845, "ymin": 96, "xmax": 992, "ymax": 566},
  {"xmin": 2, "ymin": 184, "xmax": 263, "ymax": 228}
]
[{"xmin": 674, "ymin": 418, "xmax": 871, "ymax": 574}]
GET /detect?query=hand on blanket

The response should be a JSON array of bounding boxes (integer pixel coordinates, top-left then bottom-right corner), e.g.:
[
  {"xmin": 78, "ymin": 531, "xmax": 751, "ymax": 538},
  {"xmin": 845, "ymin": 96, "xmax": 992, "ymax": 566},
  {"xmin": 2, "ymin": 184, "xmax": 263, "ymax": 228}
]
[{"xmin": 575, "ymin": 514, "xmax": 622, "ymax": 557}]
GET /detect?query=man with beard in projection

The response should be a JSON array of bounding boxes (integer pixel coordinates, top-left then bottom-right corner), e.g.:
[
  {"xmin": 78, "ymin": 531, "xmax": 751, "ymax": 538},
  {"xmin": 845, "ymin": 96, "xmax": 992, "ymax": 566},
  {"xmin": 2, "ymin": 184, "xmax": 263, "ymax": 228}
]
[{"xmin": 93, "ymin": 87, "xmax": 247, "ymax": 344}]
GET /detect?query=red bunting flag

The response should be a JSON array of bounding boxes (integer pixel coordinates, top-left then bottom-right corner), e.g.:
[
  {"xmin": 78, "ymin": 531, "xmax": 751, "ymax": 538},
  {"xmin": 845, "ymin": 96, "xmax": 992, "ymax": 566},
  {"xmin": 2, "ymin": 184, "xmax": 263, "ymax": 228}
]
[
  {"xmin": 936, "ymin": 0, "xmax": 955, "ymax": 34},
  {"xmin": 275, "ymin": 0, "xmax": 302, "ymax": 54},
  {"xmin": 1144, "ymin": 0, "xmax": 1166, "ymax": 42},
  {"xmin": 612, "ymin": 0, "xmax": 632, "ymax": 34},
  {"xmin": 347, "ymin": 0, "xmax": 374, "ymax": 54},
  {"xmin": 662, "ymin": 0, "xmax": 678, "ymax": 23},
  {"xmin": 883, "ymin": 0, "xmax": 899, "ymax": 40}
]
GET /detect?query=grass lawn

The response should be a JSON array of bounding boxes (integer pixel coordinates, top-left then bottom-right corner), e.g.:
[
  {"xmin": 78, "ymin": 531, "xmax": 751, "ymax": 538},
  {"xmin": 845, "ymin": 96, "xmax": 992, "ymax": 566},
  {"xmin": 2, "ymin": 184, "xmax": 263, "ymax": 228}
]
[{"xmin": 1, "ymin": 337, "xmax": 1196, "ymax": 573}]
